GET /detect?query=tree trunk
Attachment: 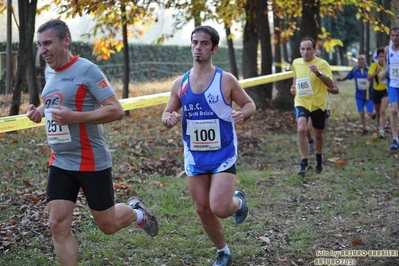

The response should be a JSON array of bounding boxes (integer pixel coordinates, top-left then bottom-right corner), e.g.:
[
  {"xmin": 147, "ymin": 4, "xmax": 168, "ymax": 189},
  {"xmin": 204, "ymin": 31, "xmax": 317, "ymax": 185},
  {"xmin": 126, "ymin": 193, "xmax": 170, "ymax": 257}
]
[
  {"xmin": 242, "ymin": 0, "xmax": 262, "ymax": 109},
  {"xmin": 291, "ymin": 0, "xmax": 320, "ymax": 60},
  {"xmin": 339, "ymin": 46, "xmax": 347, "ymax": 66},
  {"xmin": 273, "ymin": 9, "xmax": 289, "ymax": 110},
  {"xmin": 381, "ymin": 0, "xmax": 390, "ymax": 46},
  {"xmin": 121, "ymin": 4, "xmax": 130, "ymax": 116},
  {"xmin": 376, "ymin": 0, "xmax": 390, "ymax": 48},
  {"xmin": 26, "ymin": 0, "xmax": 39, "ymax": 106},
  {"xmin": 366, "ymin": 21, "xmax": 370, "ymax": 64},
  {"xmin": 191, "ymin": 0, "xmax": 203, "ymax": 27},
  {"xmin": 5, "ymin": 0, "xmax": 12, "ymax": 95},
  {"xmin": 273, "ymin": 13, "xmax": 282, "ymax": 74},
  {"xmin": 282, "ymin": 40, "xmax": 289, "ymax": 63},
  {"xmin": 274, "ymin": 0, "xmax": 320, "ymax": 111},
  {"xmin": 282, "ymin": 17, "xmax": 290, "ymax": 64},
  {"xmin": 224, "ymin": 26, "xmax": 239, "ymax": 79},
  {"xmin": 257, "ymin": 0, "xmax": 273, "ymax": 102},
  {"xmin": 359, "ymin": 15, "xmax": 364, "ymax": 55},
  {"xmin": 10, "ymin": 0, "xmax": 39, "ymax": 116}
]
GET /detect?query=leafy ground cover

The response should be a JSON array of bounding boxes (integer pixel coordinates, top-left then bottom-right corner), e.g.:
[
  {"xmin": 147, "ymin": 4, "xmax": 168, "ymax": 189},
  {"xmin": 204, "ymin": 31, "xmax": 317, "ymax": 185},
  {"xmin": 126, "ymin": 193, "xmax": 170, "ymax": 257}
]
[{"xmin": 0, "ymin": 79, "xmax": 399, "ymax": 265}]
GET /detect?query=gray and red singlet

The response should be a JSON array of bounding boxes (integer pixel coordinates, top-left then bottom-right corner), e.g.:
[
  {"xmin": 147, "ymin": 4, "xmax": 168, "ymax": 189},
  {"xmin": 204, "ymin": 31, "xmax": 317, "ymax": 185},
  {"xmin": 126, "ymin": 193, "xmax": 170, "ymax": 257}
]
[{"xmin": 42, "ymin": 55, "xmax": 115, "ymax": 172}]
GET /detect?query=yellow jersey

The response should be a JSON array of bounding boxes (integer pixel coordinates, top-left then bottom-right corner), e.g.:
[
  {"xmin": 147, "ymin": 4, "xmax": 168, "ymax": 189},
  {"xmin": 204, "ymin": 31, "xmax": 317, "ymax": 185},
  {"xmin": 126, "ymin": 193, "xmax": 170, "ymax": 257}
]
[
  {"xmin": 292, "ymin": 56, "xmax": 332, "ymax": 112},
  {"xmin": 368, "ymin": 62, "xmax": 387, "ymax": 91}
]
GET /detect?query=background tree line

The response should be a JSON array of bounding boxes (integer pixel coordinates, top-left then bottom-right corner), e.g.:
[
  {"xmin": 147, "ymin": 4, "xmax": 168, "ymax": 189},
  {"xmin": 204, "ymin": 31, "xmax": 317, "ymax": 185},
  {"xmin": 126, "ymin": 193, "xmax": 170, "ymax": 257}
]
[
  {"xmin": 1, "ymin": 0, "xmax": 397, "ymax": 117},
  {"xmin": 0, "ymin": 41, "xmax": 243, "ymax": 83}
]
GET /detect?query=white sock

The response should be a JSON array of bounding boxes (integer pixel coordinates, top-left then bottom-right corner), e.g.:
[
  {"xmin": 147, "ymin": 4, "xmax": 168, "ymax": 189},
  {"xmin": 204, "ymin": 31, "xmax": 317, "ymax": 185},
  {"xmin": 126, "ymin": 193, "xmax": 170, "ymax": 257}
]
[
  {"xmin": 217, "ymin": 245, "xmax": 230, "ymax": 255},
  {"xmin": 236, "ymin": 198, "xmax": 243, "ymax": 210},
  {"xmin": 135, "ymin": 210, "xmax": 144, "ymax": 225}
]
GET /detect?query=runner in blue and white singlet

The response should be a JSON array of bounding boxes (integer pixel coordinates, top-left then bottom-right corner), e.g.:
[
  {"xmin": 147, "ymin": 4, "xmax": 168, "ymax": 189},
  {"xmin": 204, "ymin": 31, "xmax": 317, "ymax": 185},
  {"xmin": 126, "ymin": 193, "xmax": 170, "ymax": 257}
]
[
  {"xmin": 384, "ymin": 27, "xmax": 399, "ymax": 150},
  {"xmin": 162, "ymin": 26, "xmax": 256, "ymax": 265},
  {"xmin": 386, "ymin": 44, "xmax": 399, "ymax": 100},
  {"xmin": 179, "ymin": 67, "xmax": 237, "ymax": 176}
]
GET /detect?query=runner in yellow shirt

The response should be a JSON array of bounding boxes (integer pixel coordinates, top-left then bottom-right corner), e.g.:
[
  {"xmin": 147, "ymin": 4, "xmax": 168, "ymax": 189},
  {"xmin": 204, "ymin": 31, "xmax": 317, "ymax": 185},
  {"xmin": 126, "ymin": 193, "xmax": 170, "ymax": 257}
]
[
  {"xmin": 291, "ymin": 37, "xmax": 334, "ymax": 175},
  {"xmin": 368, "ymin": 47, "xmax": 389, "ymax": 139}
]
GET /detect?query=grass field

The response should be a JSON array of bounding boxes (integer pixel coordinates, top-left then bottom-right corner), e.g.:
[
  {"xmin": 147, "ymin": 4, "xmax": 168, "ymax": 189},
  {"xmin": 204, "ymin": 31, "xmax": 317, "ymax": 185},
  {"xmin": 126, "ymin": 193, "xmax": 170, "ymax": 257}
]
[{"xmin": 0, "ymin": 78, "xmax": 399, "ymax": 266}]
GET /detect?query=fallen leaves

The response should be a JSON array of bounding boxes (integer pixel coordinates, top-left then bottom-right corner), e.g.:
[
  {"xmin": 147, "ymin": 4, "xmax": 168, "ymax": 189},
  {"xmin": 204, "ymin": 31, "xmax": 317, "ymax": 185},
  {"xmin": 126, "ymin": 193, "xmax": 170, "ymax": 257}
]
[
  {"xmin": 333, "ymin": 160, "xmax": 347, "ymax": 167},
  {"xmin": 351, "ymin": 238, "xmax": 362, "ymax": 246},
  {"xmin": 0, "ymin": 192, "xmax": 51, "ymax": 252}
]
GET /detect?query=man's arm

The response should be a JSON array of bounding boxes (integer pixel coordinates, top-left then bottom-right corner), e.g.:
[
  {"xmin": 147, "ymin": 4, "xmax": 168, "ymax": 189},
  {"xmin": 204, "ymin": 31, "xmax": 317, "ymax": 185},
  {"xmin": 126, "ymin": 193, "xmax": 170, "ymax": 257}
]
[
  {"xmin": 50, "ymin": 94, "xmax": 124, "ymax": 125},
  {"xmin": 327, "ymin": 84, "xmax": 339, "ymax": 94},
  {"xmin": 162, "ymin": 76, "xmax": 182, "ymax": 128},
  {"xmin": 309, "ymin": 63, "xmax": 334, "ymax": 88},
  {"xmin": 290, "ymin": 77, "xmax": 297, "ymax": 95},
  {"xmin": 336, "ymin": 76, "xmax": 348, "ymax": 82},
  {"xmin": 382, "ymin": 45, "xmax": 389, "ymax": 78},
  {"xmin": 367, "ymin": 64, "xmax": 380, "ymax": 81},
  {"xmin": 226, "ymin": 73, "xmax": 256, "ymax": 124},
  {"xmin": 317, "ymin": 73, "xmax": 335, "ymax": 89}
]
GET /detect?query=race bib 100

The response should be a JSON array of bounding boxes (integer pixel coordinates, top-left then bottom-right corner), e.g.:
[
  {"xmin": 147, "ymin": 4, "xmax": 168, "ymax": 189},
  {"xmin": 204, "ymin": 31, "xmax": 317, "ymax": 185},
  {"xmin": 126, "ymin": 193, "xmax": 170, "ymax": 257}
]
[{"xmin": 187, "ymin": 119, "xmax": 221, "ymax": 151}]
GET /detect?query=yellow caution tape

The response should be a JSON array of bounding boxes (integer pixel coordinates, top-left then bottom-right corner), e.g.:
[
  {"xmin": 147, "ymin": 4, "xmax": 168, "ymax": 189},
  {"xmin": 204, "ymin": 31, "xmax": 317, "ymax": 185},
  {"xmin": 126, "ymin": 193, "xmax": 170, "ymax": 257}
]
[
  {"xmin": 240, "ymin": 71, "xmax": 294, "ymax": 88},
  {"xmin": 0, "ymin": 114, "xmax": 45, "ymax": 133},
  {"xmin": 119, "ymin": 92, "xmax": 170, "ymax": 111},
  {"xmin": 0, "ymin": 65, "xmax": 353, "ymax": 133},
  {"xmin": 0, "ymin": 92, "xmax": 172, "ymax": 133},
  {"xmin": 331, "ymin": 65, "xmax": 353, "ymax": 71}
]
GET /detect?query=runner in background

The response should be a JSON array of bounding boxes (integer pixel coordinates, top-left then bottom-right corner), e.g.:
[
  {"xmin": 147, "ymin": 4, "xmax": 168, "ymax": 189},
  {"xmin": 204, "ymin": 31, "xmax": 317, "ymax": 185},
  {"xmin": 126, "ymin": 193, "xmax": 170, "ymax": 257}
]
[
  {"xmin": 306, "ymin": 83, "xmax": 339, "ymax": 155},
  {"xmin": 368, "ymin": 47, "xmax": 388, "ymax": 139},
  {"xmin": 336, "ymin": 54, "xmax": 375, "ymax": 136},
  {"xmin": 383, "ymin": 27, "xmax": 399, "ymax": 150},
  {"xmin": 291, "ymin": 37, "xmax": 334, "ymax": 175},
  {"xmin": 306, "ymin": 49, "xmax": 339, "ymax": 155}
]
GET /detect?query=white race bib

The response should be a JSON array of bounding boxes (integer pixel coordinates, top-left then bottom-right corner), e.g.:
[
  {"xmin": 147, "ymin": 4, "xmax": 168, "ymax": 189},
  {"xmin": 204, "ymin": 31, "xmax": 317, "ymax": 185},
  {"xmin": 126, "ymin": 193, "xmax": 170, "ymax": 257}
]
[
  {"xmin": 390, "ymin": 64, "xmax": 399, "ymax": 78},
  {"xmin": 357, "ymin": 78, "xmax": 368, "ymax": 90},
  {"xmin": 45, "ymin": 109, "xmax": 72, "ymax": 144},
  {"xmin": 187, "ymin": 119, "xmax": 221, "ymax": 151},
  {"xmin": 296, "ymin": 77, "xmax": 313, "ymax": 97},
  {"xmin": 380, "ymin": 73, "xmax": 387, "ymax": 84}
]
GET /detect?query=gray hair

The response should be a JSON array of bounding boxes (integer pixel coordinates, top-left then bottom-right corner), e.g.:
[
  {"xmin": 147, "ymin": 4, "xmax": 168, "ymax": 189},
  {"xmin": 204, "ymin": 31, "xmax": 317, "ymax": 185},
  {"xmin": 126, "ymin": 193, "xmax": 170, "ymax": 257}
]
[{"xmin": 37, "ymin": 19, "xmax": 71, "ymax": 49}]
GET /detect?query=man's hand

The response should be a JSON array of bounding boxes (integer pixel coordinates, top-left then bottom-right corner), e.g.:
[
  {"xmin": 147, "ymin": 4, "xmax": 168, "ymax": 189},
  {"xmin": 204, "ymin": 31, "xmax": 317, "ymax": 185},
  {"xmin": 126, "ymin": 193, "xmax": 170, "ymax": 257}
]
[
  {"xmin": 290, "ymin": 85, "xmax": 296, "ymax": 95},
  {"xmin": 308, "ymin": 64, "xmax": 319, "ymax": 75},
  {"xmin": 26, "ymin": 104, "xmax": 43, "ymax": 123},
  {"xmin": 232, "ymin": 110, "xmax": 245, "ymax": 125},
  {"xmin": 49, "ymin": 105, "xmax": 74, "ymax": 125},
  {"xmin": 165, "ymin": 111, "xmax": 181, "ymax": 128}
]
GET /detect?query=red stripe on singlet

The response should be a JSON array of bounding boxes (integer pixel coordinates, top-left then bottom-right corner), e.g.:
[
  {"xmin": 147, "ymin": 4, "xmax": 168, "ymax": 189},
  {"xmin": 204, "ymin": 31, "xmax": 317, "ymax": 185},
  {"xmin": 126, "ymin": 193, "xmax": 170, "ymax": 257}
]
[{"xmin": 76, "ymin": 84, "xmax": 95, "ymax": 171}]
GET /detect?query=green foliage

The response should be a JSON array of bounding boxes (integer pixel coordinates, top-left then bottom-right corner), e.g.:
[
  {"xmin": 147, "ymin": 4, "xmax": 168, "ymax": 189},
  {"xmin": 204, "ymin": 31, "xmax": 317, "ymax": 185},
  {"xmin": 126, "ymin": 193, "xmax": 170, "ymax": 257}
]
[
  {"xmin": 0, "ymin": 42, "xmax": 19, "ymax": 52},
  {"xmin": 324, "ymin": 5, "xmax": 360, "ymax": 47},
  {"xmin": 0, "ymin": 41, "xmax": 242, "ymax": 82}
]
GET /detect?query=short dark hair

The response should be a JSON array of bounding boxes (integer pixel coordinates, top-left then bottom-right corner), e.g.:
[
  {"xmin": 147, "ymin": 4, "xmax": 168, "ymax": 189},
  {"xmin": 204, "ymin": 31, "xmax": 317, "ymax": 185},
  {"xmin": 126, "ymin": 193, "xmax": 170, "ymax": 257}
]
[
  {"xmin": 300, "ymin": 37, "xmax": 316, "ymax": 49},
  {"xmin": 376, "ymin": 47, "xmax": 385, "ymax": 56},
  {"xmin": 38, "ymin": 19, "xmax": 71, "ymax": 44},
  {"xmin": 191, "ymin": 25, "xmax": 220, "ymax": 49},
  {"xmin": 391, "ymin": 27, "xmax": 399, "ymax": 34}
]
